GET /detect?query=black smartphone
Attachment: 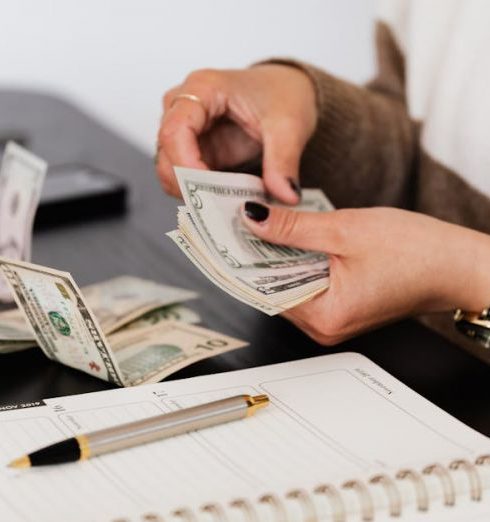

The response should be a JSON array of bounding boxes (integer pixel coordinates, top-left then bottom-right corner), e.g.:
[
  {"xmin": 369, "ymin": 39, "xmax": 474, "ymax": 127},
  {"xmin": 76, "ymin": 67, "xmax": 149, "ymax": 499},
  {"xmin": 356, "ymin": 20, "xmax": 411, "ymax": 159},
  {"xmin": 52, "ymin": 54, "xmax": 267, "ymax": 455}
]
[{"xmin": 35, "ymin": 164, "xmax": 128, "ymax": 228}]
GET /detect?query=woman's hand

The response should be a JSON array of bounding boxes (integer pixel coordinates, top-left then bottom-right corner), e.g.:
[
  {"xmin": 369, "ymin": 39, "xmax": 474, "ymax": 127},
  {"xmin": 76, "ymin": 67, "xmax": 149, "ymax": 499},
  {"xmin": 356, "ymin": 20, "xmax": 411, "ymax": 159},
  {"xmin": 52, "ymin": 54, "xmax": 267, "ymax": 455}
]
[
  {"xmin": 156, "ymin": 64, "xmax": 317, "ymax": 204},
  {"xmin": 242, "ymin": 202, "xmax": 490, "ymax": 345}
]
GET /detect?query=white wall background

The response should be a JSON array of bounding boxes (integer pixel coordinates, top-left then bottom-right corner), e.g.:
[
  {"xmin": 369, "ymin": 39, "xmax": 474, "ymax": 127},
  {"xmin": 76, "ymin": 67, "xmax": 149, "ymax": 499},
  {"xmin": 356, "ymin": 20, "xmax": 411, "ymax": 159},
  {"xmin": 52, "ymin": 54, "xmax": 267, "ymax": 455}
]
[{"xmin": 0, "ymin": 0, "xmax": 375, "ymax": 153}]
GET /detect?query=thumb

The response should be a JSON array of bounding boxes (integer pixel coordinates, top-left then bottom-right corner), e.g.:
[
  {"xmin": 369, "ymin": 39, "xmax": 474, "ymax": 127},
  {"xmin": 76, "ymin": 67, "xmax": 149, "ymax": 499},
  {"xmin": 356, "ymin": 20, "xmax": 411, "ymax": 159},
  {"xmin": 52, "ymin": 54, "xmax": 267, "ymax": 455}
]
[
  {"xmin": 241, "ymin": 201, "xmax": 343, "ymax": 253},
  {"xmin": 261, "ymin": 121, "xmax": 304, "ymax": 205}
]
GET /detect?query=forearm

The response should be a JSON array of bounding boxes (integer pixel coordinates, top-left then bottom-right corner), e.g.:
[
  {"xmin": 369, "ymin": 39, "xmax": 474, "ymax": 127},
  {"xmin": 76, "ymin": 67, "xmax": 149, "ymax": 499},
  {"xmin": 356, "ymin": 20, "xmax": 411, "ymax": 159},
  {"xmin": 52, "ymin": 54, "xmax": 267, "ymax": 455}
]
[
  {"xmin": 445, "ymin": 226, "xmax": 490, "ymax": 312},
  {"xmin": 413, "ymin": 221, "xmax": 490, "ymax": 355}
]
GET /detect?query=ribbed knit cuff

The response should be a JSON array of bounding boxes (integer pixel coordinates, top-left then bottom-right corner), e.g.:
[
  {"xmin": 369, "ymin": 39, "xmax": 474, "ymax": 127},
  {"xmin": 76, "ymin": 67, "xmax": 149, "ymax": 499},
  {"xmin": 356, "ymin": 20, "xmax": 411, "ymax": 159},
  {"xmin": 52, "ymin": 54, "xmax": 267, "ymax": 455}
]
[{"xmin": 253, "ymin": 58, "xmax": 364, "ymax": 185}]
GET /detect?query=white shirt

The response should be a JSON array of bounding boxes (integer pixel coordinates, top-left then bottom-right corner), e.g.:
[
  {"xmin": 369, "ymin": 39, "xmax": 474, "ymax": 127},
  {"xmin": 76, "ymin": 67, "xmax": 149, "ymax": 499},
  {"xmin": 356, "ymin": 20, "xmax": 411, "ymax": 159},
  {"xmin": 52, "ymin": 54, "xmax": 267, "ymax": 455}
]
[{"xmin": 378, "ymin": 0, "xmax": 490, "ymax": 196}]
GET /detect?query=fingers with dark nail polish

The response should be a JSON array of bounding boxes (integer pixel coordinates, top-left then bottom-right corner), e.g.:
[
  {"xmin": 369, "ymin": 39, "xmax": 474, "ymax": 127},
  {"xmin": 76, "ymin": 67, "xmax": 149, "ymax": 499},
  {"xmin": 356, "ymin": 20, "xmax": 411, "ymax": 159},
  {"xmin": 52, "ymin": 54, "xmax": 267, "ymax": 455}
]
[
  {"xmin": 288, "ymin": 178, "xmax": 302, "ymax": 199},
  {"xmin": 244, "ymin": 201, "xmax": 270, "ymax": 222}
]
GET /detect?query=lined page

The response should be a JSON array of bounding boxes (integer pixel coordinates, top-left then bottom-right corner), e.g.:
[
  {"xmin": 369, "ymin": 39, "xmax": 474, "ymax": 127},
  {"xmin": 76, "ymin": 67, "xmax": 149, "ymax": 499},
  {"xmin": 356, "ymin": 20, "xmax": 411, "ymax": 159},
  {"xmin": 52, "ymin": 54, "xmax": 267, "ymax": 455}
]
[{"xmin": 0, "ymin": 352, "xmax": 488, "ymax": 521}]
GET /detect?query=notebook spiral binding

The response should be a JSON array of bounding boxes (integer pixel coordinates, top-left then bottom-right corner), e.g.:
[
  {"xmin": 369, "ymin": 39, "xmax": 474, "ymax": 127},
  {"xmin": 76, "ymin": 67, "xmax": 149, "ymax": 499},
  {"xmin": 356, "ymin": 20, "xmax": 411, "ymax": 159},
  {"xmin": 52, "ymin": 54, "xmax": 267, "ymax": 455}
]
[{"xmin": 116, "ymin": 454, "xmax": 490, "ymax": 522}]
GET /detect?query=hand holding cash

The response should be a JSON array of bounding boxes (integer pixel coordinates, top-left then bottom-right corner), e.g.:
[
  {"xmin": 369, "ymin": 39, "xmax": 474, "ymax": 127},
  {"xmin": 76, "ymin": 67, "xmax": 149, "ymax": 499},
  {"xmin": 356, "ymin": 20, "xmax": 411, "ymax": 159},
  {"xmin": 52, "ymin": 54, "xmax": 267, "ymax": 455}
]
[
  {"xmin": 167, "ymin": 167, "xmax": 333, "ymax": 315},
  {"xmin": 0, "ymin": 142, "xmax": 329, "ymax": 385}
]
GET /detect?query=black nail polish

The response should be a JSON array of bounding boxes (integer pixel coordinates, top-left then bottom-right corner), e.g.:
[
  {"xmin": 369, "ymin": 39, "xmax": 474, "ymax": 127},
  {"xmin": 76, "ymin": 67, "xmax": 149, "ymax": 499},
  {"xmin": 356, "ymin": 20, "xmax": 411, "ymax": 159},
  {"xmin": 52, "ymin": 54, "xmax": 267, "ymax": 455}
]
[
  {"xmin": 288, "ymin": 178, "xmax": 302, "ymax": 198},
  {"xmin": 244, "ymin": 201, "xmax": 269, "ymax": 222}
]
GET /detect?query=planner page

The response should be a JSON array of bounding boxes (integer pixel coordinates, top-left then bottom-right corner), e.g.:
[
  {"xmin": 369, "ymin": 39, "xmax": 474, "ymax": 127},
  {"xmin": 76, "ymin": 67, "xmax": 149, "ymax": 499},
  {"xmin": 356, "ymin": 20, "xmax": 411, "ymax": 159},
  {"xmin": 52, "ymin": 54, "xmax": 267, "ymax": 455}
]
[{"xmin": 0, "ymin": 352, "xmax": 488, "ymax": 521}]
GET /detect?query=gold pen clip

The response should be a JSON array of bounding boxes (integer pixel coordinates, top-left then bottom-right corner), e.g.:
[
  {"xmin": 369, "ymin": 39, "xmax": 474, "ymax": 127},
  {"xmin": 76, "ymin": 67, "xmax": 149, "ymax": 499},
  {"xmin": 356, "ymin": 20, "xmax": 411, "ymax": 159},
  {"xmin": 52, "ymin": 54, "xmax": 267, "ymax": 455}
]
[{"xmin": 245, "ymin": 395, "xmax": 269, "ymax": 416}]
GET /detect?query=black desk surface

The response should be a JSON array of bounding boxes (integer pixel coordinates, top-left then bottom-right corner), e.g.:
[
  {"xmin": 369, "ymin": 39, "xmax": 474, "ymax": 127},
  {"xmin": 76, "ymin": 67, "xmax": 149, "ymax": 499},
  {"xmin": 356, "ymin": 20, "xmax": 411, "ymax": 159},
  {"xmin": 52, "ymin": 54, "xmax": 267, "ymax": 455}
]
[{"xmin": 0, "ymin": 90, "xmax": 489, "ymax": 437}]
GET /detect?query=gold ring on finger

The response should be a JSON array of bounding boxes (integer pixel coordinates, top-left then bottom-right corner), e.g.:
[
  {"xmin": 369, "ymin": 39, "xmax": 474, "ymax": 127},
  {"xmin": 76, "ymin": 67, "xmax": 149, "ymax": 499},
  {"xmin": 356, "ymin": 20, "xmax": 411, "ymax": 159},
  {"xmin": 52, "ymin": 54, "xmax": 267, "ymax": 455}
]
[{"xmin": 170, "ymin": 93, "xmax": 204, "ymax": 108}]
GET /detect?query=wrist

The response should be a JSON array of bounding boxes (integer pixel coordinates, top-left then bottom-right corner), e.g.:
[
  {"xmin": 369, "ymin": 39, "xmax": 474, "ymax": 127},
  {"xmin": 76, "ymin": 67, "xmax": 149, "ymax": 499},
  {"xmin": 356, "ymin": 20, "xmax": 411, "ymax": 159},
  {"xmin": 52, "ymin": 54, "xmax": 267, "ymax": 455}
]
[
  {"xmin": 251, "ymin": 59, "xmax": 318, "ymax": 112},
  {"xmin": 439, "ymin": 224, "xmax": 490, "ymax": 312}
]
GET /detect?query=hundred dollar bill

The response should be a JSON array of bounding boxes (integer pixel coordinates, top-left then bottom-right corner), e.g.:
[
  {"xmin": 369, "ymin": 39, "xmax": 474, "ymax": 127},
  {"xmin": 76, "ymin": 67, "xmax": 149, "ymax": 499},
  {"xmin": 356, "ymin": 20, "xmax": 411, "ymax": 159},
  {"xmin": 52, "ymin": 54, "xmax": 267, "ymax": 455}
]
[
  {"xmin": 0, "ymin": 142, "xmax": 47, "ymax": 302},
  {"xmin": 168, "ymin": 167, "xmax": 333, "ymax": 314},
  {"xmin": 0, "ymin": 257, "xmax": 246, "ymax": 385}
]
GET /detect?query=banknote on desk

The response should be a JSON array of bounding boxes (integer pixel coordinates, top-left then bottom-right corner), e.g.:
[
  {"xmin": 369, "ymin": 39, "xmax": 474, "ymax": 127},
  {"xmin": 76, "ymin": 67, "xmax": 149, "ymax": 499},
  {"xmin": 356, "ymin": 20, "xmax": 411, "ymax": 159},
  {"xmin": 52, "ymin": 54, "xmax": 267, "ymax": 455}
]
[
  {"xmin": 0, "ymin": 307, "xmax": 36, "ymax": 353},
  {"xmin": 79, "ymin": 275, "xmax": 199, "ymax": 334},
  {"xmin": 0, "ymin": 142, "xmax": 47, "ymax": 302},
  {"xmin": 0, "ymin": 302, "xmax": 202, "ymax": 356},
  {"xmin": 167, "ymin": 167, "xmax": 333, "ymax": 315},
  {"xmin": 0, "ymin": 275, "xmax": 201, "ymax": 354},
  {"xmin": 0, "ymin": 257, "xmax": 246, "ymax": 385}
]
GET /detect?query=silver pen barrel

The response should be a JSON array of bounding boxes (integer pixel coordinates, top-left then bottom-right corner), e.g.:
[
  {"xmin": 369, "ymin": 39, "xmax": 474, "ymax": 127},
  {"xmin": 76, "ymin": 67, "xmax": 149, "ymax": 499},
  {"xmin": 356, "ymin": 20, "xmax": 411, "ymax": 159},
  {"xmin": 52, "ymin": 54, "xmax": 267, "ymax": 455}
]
[{"xmin": 82, "ymin": 395, "xmax": 265, "ymax": 458}]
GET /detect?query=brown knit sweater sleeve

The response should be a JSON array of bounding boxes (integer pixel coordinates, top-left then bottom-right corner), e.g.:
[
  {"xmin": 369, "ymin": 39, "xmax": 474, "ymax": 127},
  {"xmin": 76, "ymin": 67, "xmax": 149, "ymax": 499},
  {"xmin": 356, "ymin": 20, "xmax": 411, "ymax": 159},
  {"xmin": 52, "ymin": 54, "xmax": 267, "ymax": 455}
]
[{"xmin": 263, "ymin": 23, "xmax": 417, "ymax": 210}]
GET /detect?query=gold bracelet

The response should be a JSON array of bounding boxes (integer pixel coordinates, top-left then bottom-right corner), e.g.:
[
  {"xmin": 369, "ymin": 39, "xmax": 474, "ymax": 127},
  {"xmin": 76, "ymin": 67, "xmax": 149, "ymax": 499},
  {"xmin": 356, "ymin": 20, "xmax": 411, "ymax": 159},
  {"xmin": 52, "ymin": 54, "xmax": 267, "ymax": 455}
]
[{"xmin": 454, "ymin": 308, "xmax": 490, "ymax": 348}]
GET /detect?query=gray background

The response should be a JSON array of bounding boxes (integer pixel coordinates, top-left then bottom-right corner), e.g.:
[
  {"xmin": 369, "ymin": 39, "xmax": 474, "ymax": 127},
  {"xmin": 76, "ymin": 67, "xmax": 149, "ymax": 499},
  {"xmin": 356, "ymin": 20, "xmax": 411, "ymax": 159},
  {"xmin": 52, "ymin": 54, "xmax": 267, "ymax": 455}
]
[{"xmin": 0, "ymin": 0, "xmax": 376, "ymax": 152}]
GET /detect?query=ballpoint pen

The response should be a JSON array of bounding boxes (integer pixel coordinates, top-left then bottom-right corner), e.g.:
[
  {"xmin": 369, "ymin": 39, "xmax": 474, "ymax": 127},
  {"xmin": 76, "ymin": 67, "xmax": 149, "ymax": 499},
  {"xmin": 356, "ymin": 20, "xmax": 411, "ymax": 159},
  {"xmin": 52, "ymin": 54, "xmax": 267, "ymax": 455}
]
[{"xmin": 8, "ymin": 394, "xmax": 269, "ymax": 468}]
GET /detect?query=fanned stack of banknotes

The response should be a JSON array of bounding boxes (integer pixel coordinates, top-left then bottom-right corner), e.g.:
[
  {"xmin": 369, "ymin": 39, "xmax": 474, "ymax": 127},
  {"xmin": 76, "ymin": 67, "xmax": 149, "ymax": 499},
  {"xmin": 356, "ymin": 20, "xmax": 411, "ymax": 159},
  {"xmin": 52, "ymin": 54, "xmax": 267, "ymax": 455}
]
[
  {"xmin": 167, "ymin": 167, "xmax": 333, "ymax": 315},
  {"xmin": 0, "ymin": 143, "xmax": 246, "ymax": 387}
]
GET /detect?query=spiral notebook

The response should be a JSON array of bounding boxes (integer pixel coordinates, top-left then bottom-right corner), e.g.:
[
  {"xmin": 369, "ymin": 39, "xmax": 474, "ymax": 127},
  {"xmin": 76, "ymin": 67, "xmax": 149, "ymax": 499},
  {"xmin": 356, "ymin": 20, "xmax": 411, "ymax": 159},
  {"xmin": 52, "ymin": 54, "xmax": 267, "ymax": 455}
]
[{"xmin": 0, "ymin": 352, "xmax": 489, "ymax": 522}]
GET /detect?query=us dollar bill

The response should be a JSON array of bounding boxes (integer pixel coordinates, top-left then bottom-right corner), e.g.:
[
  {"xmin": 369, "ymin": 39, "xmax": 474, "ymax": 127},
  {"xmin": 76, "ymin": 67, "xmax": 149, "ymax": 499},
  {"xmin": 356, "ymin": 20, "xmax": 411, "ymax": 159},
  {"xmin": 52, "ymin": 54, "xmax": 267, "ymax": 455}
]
[
  {"xmin": 81, "ymin": 275, "xmax": 198, "ymax": 334},
  {"xmin": 0, "ymin": 257, "xmax": 246, "ymax": 385},
  {"xmin": 0, "ymin": 142, "xmax": 47, "ymax": 302},
  {"xmin": 118, "ymin": 304, "xmax": 201, "ymax": 331},
  {"xmin": 0, "ymin": 278, "xmax": 200, "ymax": 353},
  {"xmin": 0, "ymin": 307, "xmax": 34, "ymax": 341},
  {"xmin": 0, "ymin": 308, "xmax": 36, "ymax": 354},
  {"xmin": 167, "ymin": 167, "xmax": 332, "ymax": 315},
  {"xmin": 177, "ymin": 168, "xmax": 332, "ymax": 270},
  {"xmin": 108, "ymin": 321, "xmax": 246, "ymax": 386},
  {"xmin": 0, "ymin": 257, "xmax": 125, "ymax": 385},
  {"xmin": 0, "ymin": 340, "xmax": 36, "ymax": 354},
  {"xmin": 167, "ymin": 230, "xmax": 282, "ymax": 315}
]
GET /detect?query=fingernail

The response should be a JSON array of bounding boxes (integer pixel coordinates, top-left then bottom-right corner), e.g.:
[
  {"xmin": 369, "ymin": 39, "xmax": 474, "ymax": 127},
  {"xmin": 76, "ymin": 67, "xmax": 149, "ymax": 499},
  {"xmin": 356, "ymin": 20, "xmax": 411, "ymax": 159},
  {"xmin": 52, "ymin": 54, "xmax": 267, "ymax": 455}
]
[
  {"xmin": 288, "ymin": 178, "xmax": 302, "ymax": 198},
  {"xmin": 244, "ymin": 201, "xmax": 269, "ymax": 222}
]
